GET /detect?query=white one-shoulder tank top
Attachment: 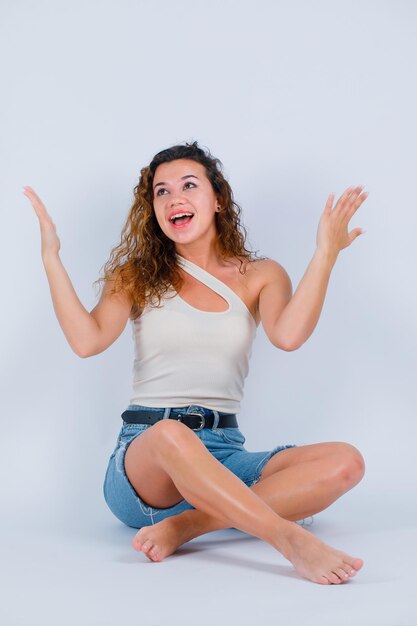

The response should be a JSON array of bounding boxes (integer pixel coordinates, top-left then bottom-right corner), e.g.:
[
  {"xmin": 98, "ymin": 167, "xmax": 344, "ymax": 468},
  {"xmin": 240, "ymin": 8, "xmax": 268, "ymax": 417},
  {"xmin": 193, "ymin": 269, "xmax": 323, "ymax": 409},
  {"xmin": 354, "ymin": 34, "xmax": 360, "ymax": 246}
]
[{"xmin": 129, "ymin": 254, "xmax": 258, "ymax": 413}]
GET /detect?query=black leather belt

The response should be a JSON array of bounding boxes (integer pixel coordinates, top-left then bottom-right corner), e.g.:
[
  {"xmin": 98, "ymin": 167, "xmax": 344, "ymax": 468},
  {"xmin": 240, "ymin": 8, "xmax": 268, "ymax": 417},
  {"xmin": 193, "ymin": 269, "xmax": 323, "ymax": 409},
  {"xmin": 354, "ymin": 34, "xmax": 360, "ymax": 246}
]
[{"xmin": 121, "ymin": 407, "xmax": 238, "ymax": 431}]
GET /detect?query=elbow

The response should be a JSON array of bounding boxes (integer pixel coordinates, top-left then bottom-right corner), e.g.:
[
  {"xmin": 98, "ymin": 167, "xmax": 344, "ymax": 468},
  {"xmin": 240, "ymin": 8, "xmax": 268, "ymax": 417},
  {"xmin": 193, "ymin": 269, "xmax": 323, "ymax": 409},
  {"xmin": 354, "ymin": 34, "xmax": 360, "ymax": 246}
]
[
  {"xmin": 275, "ymin": 337, "xmax": 303, "ymax": 352},
  {"xmin": 72, "ymin": 345, "xmax": 92, "ymax": 358},
  {"xmin": 279, "ymin": 343, "xmax": 299, "ymax": 352}
]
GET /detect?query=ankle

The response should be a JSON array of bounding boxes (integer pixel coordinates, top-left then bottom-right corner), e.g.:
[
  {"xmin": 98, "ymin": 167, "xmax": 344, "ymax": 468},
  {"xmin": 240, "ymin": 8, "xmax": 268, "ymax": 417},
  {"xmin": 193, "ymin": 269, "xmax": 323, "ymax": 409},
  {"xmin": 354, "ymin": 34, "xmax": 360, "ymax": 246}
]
[
  {"xmin": 269, "ymin": 518, "xmax": 304, "ymax": 559},
  {"xmin": 171, "ymin": 510, "xmax": 199, "ymax": 542}
]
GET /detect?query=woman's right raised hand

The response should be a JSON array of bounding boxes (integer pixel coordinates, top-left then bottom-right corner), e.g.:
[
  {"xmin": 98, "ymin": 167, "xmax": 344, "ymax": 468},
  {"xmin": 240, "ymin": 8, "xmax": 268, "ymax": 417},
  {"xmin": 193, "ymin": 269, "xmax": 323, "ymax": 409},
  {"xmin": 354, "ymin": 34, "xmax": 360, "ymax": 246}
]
[{"xmin": 23, "ymin": 186, "xmax": 61, "ymax": 258}]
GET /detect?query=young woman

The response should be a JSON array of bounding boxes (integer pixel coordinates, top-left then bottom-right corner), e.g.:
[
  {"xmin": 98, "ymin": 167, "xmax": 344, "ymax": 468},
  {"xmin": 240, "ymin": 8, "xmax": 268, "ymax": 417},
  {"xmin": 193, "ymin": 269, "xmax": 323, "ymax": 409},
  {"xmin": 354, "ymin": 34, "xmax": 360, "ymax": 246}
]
[{"xmin": 24, "ymin": 140, "xmax": 368, "ymax": 585}]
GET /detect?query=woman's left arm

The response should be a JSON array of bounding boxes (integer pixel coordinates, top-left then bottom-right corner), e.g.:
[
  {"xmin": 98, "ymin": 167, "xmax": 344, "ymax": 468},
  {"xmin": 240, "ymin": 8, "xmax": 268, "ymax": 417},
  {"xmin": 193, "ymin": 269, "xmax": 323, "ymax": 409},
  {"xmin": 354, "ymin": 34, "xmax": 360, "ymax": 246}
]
[{"xmin": 265, "ymin": 185, "xmax": 368, "ymax": 351}]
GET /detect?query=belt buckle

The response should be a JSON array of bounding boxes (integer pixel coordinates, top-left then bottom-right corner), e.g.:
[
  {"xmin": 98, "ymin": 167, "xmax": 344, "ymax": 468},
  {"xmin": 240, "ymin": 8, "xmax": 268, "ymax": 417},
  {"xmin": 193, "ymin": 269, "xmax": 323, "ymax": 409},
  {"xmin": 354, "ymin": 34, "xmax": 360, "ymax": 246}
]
[{"xmin": 188, "ymin": 410, "xmax": 206, "ymax": 431}]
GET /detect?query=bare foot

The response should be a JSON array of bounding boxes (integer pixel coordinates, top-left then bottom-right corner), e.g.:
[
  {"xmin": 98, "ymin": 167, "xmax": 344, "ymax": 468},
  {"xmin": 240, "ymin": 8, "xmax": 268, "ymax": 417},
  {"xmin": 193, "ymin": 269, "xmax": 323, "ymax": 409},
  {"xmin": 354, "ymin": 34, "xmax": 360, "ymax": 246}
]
[
  {"xmin": 278, "ymin": 522, "xmax": 364, "ymax": 585},
  {"xmin": 131, "ymin": 516, "xmax": 192, "ymax": 562},
  {"xmin": 131, "ymin": 513, "xmax": 363, "ymax": 585}
]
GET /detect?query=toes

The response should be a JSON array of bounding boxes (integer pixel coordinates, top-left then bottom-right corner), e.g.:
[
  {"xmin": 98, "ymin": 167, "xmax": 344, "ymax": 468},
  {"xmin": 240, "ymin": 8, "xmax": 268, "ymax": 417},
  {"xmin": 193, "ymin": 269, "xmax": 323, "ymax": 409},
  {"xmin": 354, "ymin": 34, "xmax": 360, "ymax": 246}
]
[
  {"xmin": 141, "ymin": 539, "xmax": 152, "ymax": 553},
  {"xmin": 335, "ymin": 567, "xmax": 350, "ymax": 581},
  {"xmin": 149, "ymin": 545, "xmax": 160, "ymax": 561},
  {"xmin": 317, "ymin": 576, "xmax": 331, "ymax": 585},
  {"xmin": 132, "ymin": 536, "xmax": 143, "ymax": 551},
  {"xmin": 328, "ymin": 572, "xmax": 343, "ymax": 584},
  {"xmin": 319, "ymin": 572, "xmax": 341, "ymax": 585},
  {"xmin": 132, "ymin": 528, "xmax": 149, "ymax": 549},
  {"xmin": 343, "ymin": 558, "xmax": 363, "ymax": 575}
]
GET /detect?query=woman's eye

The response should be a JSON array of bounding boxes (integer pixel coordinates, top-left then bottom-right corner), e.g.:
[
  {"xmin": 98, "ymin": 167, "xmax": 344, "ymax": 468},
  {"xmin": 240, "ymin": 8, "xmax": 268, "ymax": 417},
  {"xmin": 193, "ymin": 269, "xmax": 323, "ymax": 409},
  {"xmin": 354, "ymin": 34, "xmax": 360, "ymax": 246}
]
[{"xmin": 156, "ymin": 182, "xmax": 196, "ymax": 196}]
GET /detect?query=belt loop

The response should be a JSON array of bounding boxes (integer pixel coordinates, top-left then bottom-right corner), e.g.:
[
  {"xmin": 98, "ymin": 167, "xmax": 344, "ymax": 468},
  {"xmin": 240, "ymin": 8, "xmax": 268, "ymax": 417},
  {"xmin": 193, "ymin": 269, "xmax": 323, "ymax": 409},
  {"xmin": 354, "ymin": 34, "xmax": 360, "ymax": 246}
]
[
  {"xmin": 162, "ymin": 408, "xmax": 171, "ymax": 419},
  {"xmin": 212, "ymin": 410, "xmax": 220, "ymax": 430}
]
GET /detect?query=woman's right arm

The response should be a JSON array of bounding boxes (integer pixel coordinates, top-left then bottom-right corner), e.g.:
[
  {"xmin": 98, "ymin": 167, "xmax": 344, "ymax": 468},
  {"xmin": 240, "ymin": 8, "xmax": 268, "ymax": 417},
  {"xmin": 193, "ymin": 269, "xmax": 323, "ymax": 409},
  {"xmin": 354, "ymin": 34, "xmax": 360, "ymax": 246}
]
[{"xmin": 24, "ymin": 186, "xmax": 131, "ymax": 358}]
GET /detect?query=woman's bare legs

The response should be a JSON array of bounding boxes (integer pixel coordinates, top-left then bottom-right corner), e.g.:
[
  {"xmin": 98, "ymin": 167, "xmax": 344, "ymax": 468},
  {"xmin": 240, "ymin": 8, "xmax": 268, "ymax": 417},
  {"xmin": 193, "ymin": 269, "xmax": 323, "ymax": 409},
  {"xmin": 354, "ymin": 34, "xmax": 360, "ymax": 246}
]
[
  {"xmin": 134, "ymin": 443, "xmax": 365, "ymax": 567},
  {"xmin": 132, "ymin": 442, "xmax": 364, "ymax": 576},
  {"xmin": 126, "ymin": 421, "xmax": 364, "ymax": 584}
]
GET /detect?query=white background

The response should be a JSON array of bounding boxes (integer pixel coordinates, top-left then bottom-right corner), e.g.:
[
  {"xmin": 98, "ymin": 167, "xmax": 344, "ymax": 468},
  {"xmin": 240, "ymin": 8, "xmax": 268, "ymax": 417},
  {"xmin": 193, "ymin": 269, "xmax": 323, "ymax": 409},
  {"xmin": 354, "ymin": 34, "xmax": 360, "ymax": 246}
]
[{"xmin": 1, "ymin": 1, "xmax": 416, "ymax": 624}]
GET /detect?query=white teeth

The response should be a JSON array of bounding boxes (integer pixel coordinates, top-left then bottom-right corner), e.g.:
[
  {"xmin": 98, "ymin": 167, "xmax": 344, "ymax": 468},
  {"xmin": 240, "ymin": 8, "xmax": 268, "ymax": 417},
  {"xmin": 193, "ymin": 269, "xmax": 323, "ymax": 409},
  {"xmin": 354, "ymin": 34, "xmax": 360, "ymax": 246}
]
[{"xmin": 170, "ymin": 212, "xmax": 194, "ymax": 222}]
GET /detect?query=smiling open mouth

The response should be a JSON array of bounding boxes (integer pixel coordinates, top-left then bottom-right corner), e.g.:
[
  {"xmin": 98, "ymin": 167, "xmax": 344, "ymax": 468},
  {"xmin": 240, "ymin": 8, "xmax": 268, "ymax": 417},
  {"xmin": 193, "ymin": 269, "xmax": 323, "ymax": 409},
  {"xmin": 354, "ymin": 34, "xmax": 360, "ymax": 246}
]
[{"xmin": 169, "ymin": 213, "xmax": 194, "ymax": 228}]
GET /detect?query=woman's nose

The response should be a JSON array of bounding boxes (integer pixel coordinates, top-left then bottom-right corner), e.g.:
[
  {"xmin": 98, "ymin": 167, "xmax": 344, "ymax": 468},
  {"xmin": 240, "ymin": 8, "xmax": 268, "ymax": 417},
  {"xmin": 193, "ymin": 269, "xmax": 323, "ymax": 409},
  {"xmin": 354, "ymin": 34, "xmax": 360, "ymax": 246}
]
[{"xmin": 170, "ymin": 195, "xmax": 185, "ymax": 207}]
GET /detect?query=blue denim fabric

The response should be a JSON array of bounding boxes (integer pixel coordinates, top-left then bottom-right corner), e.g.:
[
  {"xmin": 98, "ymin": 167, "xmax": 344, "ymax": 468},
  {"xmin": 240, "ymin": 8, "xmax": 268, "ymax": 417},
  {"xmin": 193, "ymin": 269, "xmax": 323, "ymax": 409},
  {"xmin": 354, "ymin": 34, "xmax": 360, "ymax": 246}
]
[{"xmin": 103, "ymin": 404, "xmax": 296, "ymax": 529}]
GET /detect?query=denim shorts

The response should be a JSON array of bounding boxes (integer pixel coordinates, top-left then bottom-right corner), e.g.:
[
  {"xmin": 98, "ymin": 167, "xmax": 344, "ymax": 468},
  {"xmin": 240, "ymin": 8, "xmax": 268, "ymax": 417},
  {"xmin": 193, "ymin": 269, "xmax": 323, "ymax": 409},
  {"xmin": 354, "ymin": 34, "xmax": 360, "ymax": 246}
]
[{"xmin": 103, "ymin": 405, "xmax": 297, "ymax": 529}]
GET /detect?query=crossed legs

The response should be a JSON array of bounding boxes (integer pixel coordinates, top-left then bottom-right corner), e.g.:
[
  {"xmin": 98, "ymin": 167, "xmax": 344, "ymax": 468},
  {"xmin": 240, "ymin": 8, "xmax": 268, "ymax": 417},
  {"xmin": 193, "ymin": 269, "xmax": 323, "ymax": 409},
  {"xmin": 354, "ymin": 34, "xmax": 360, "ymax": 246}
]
[{"xmin": 125, "ymin": 421, "xmax": 365, "ymax": 584}]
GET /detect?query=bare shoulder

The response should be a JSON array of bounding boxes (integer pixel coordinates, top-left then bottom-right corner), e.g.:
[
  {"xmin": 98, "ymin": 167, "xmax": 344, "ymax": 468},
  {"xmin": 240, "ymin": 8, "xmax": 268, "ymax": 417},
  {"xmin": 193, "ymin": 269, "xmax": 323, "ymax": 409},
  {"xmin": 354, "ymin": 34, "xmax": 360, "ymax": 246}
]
[
  {"xmin": 240, "ymin": 257, "xmax": 292, "ymax": 292},
  {"xmin": 100, "ymin": 274, "xmax": 132, "ymax": 306}
]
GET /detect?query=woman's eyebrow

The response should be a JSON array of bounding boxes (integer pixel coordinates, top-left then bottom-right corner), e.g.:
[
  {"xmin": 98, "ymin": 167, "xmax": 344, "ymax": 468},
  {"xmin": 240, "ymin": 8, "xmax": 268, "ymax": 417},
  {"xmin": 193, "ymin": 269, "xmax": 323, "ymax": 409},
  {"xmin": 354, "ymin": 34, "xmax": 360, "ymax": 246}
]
[{"xmin": 154, "ymin": 174, "xmax": 199, "ymax": 190}]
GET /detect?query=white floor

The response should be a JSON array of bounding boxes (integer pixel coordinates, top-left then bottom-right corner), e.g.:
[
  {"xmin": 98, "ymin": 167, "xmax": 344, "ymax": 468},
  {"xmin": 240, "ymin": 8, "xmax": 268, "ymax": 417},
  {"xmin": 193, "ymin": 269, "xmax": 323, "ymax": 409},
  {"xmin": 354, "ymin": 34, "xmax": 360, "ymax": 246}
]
[{"xmin": 2, "ymin": 492, "xmax": 415, "ymax": 626}]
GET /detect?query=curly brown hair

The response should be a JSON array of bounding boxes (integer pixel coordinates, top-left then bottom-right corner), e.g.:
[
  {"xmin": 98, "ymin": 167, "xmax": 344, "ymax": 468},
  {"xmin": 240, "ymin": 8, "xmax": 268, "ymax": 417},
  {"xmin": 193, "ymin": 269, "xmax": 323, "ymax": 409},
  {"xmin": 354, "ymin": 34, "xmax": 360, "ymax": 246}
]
[{"xmin": 93, "ymin": 140, "xmax": 266, "ymax": 320}]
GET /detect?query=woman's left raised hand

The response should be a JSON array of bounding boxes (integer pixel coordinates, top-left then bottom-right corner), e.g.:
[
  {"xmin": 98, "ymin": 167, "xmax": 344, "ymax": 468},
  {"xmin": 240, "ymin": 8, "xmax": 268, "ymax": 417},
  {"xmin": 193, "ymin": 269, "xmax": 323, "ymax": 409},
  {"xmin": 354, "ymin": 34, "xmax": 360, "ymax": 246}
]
[{"xmin": 316, "ymin": 185, "xmax": 369, "ymax": 259}]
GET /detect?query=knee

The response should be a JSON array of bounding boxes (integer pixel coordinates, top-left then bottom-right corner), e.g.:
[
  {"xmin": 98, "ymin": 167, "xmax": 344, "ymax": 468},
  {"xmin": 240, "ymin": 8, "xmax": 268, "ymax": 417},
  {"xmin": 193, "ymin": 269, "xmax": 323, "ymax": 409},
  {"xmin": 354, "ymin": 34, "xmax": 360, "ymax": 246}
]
[
  {"xmin": 335, "ymin": 443, "xmax": 366, "ymax": 488},
  {"xmin": 151, "ymin": 418, "xmax": 194, "ymax": 451}
]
